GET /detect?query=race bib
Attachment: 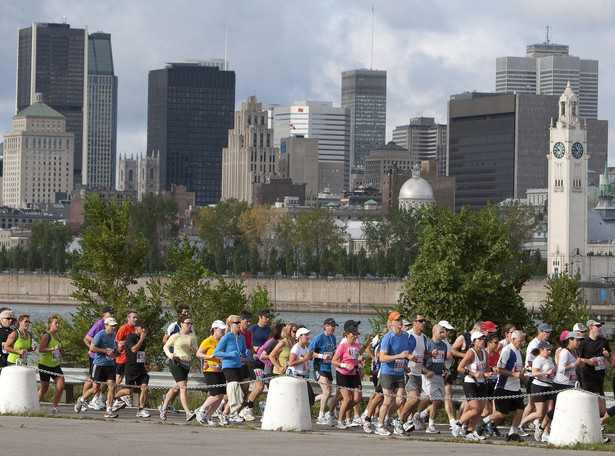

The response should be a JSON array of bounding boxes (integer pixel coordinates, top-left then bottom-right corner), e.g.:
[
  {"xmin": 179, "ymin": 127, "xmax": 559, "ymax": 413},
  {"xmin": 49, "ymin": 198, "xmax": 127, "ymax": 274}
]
[
  {"xmin": 19, "ymin": 351, "xmax": 28, "ymax": 360},
  {"xmin": 52, "ymin": 350, "xmax": 61, "ymax": 363},
  {"xmin": 323, "ymin": 351, "xmax": 333, "ymax": 362},
  {"xmin": 1, "ymin": 342, "xmax": 6, "ymax": 354},
  {"xmin": 513, "ymin": 364, "xmax": 523, "ymax": 373},
  {"xmin": 348, "ymin": 347, "xmax": 360, "ymax": 360},
  {"xmin": 181, "ymin": 359, "xmax": 191, "ymax": 369},
  {"xmin": 415, "ymin": 354, "xmax": 424, "ymax": 365},
  {"xmin": 137, "ymin": 351, "xmax": 146, "ymax": 363},
  {"xmin": 594, "ymin": 356, "xmax": 606, "ymax": 371},
  {"xmin": 432, "ymin": 350, "xmax": 445, "ymax": 363},
  {"xmin": 569, "ymin": 371, "xmax": 577, "ymax": 382},
  {"xmin": 475, "ymin": 360, "xmax": 486, "ymax": 373},
  {"xmin": 394, "ymin": 358, "xmax": 406, "ymax": 372}
]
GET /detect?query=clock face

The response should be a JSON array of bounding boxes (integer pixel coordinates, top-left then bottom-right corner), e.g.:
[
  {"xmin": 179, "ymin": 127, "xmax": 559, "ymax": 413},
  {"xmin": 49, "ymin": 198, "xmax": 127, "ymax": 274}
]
[
  {"xmin": 553, "ymin": 142, "xmax": 565, "ymax": 159},
  {"xmin": 572, "ymin": 142, "xmax": 584, "ymax": 159}
]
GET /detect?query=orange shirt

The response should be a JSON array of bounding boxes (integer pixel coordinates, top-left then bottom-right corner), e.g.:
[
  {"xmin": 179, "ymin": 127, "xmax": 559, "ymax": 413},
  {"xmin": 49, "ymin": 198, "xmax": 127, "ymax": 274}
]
[{"xmin": 115, "ymin": 323, "xmax": 135, "ymax": 364}]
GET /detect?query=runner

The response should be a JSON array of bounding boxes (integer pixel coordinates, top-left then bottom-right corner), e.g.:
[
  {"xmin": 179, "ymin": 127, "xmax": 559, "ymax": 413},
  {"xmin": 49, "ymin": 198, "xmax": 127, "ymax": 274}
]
[
  {"xmin": 124, "ymin": 319, "xmax": 151, "ymax": 418},
  {"xmin": 309, "ymin": 317, "xmax": 339, "ymax": 426},
  {"xmin": 83, "ymin": 306, "xmax": 115, "ymax": 410},
  {"xmin": 332, "ymin": 325, "xmax": 361, "ymax": 429},
  {"xmin": 37, "ymin": 315, "xmax": 65, "ymax": 414},
  {"xmin": 421, "ymin": 324, "xmax": 448, "ymax": 434},
  {"xmin": 112, "ymin": 309, "xmax": 138, "ymax": 410},
  {"xmin": 195, "ymin": 320, "xmax": 227, "ymax": 426}
]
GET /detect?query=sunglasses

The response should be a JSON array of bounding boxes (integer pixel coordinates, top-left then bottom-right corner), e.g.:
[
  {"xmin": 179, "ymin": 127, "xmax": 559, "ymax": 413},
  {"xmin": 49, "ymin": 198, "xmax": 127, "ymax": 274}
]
[
  {"xmin": 184, "ymin": 321, "xmax": 193, "ymax": 325},
  {"xmin": 23, "ymin": 320, "xmax": 31, "ymax": 324},
  {"xmin": 414, "ymin": 319, "xmax": 426, "ymax": 323},
  {"xmin": 232, "ymin": 321, "xmax": 241, "ymax": 325}
]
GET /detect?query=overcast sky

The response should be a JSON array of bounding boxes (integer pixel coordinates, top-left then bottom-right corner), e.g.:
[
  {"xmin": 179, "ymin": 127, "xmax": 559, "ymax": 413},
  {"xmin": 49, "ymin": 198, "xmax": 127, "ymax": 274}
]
[{"xmin": 1, "ymin": 0, "xmax": 615, "ymax": 164}]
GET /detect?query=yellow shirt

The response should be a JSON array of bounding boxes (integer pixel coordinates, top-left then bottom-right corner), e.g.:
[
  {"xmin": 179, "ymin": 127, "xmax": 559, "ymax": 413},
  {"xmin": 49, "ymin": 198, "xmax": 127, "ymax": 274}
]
[
  {"xmin": 164, "ymin": 333, "xmax": 198, "ymax": 361},
  {"xmin": 273, "ymin": 339, "xmax": 291, "ymax": 375},
  {"xmin": 200, "ymin": 336, "xmax": 222, "ymax": 372}
]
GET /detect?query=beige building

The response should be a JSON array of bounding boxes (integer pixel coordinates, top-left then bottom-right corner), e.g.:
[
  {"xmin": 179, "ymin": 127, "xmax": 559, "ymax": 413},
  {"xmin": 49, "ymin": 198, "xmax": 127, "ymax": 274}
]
[
  {"xmin": 364, "ymin": 141, "xmax": 414, "ymax": 190},
  {"xmin": 222, "ymin": 96, "xmax": 278, "ymax": 204},
  {"xmin": 2, "ymin": 93, "xmax": 74, "ymax": 208}
]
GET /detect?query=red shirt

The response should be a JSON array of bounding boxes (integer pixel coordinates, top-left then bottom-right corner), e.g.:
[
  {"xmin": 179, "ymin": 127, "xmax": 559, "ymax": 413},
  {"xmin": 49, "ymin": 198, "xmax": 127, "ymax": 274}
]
[
  {"xmin": 115, "ymin": 323, "xmax": 136, "ymax": 364},
  {"xmin": 240, "ymin": 330, "xmax": 253, "ymax": 350}
]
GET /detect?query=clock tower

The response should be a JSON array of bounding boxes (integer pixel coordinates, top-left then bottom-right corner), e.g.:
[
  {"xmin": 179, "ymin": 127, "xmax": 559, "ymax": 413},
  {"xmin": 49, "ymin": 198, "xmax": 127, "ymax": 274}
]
[{"xmin": 547, "ymin": 82, "xmax": 588, "ymax": 279}]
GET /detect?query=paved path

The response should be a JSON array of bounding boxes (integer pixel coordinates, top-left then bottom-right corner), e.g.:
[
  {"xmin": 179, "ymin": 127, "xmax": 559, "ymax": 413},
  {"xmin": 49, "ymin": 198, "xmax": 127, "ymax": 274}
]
[{"xmin": 0, "ymin": 405, "xmax": 613, "ymax": 455}]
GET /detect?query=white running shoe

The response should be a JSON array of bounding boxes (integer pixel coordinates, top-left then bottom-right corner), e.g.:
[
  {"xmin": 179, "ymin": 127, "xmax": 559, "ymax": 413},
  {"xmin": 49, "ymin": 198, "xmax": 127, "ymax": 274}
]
[
  {"xmin": 363, "ymin": 419, "xmax": 373, "ymax": 433},
  {"xmin": 336, "ymin": 420, "xmax": 348, "ymax": 429},
  {"xmin": 516, "ymin": 426, "xmax": 529, "ymax": 437},
  {"xmin": 452, "ymin": 421, "xmax": 463, "ymax": 438},
  {"xmin": 158, "ymin": 404, "xmax": 167, "ymax": 421},
  {"xmin": 219, "ymin": 413, "xmax": 229, "ymax": 425},
  {"xmin": 375, "ymin": 424, "xmax": 391, "ymax": 436},
  {"xmin": 352, "ymin": 416, "xmax": 363, "ymax": 426},
  {"xmin": 136, "ymin": 408, "xmax": 151, "ymax": 418},
  {"xmin": 121, "ymin": 394, "xmax": 133, "ymax": 407},
  {"xmin": 239, "ymin": 407, "xmax": 255, "ymax": 422},
  {"xmin": 186, "ymin": 411, "xmax": 196, "ymax": 422},
  {"xmin": 74, "ymin": 397, "xmax": 84, "ymax": 413},
  {"xmin": 425, "ymin": 425, "xmax": 440, "ymax": 434},
  {"xmin": 412, "ymin": 412, "xmax": 425, "ymax": 430},
  {"xmin": 393, "ymin": 419, "xmax": 405, "ymax": 435},
  {"xmin": 541, "ymin": 432, "xmax": 550, "ymax": 443}
]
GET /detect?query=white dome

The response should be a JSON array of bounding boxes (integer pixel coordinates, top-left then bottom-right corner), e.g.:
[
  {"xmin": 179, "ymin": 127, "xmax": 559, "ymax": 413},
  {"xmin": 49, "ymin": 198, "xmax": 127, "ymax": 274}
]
[{"xmin": 398, "ymin": 166, "xmax": 434, "ymax": 210}]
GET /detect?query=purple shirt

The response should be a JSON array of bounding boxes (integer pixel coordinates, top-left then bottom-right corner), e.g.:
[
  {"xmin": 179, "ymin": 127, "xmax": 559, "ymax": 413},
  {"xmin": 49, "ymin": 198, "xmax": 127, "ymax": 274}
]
[{"xmin": 86, "ymin": 319, "xmax": 105, "ymax": 359}]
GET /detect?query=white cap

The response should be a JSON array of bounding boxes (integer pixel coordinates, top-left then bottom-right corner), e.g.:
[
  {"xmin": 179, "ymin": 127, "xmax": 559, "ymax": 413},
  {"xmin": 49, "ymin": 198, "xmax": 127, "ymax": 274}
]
[
  {"xmin": 104, "ymin": 317, "xmax": 118, "ymax": 326},
  {"xmin": 211, "ymin": 320, "xmax": 227, "ymax": 330},
  {"xmin": 470, "ymin": 331, "xmax": 485, "ymax": 341},
  {"xmin": 295, "ymin": 328, "xmax": 311, "ymax": 339},
  {"xmin": 438, "ymin": 320, "xmax": 454, "ymax": 330}
]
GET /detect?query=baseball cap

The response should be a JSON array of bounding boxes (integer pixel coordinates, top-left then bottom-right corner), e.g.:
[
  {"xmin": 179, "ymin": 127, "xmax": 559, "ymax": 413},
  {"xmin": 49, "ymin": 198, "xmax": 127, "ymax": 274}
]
[
  {"xmin": 347, "ymin": 327, "xmax": 360, "ymax": 336},
  {"xmin": 258, "ymin": 309, "xmax": 273, "ymax": 318},
  {"xmin": 566, "ymin": 331, "xmax": 584, "ymax": 340},
  {"xmin": 480, "ymin": 321, "xmax": 498, "ymax": 332},
  {"xmin": 239, "ymin": 311, "xmax": 252, "ymax": 321},
  {"xmin": 135, "ymin": 319, "xmax": 148, "ymax": 328},
  {"xmin": 537, "ymin": 323, "xmax": 553, "ymax": 332},
  {"xmin": 587, "ymin": 319, "xmax": 603, "ymax": 327},
  {"xmin": 538, "ymin": 341, "xmax": 552, "ymax": 350},
  {"xmin": 471, "ymin": 331, "xmax": 485, "ymax": 341},
  {"xmin": 388, "ymin": 311, "xmax": 403, "ymax": 321},
  {"xmin": 324, "ymin": 318, "xmax": 338, "ymax": 327},
  {"xmin": 296, "ymin": 328, "xmax": 310, "ymax": 339},
  {"xmin": 573, "ymin": 323, "xmax": 588, "ymax": 332},
  {"xmin": 104, "ymin": 317, "xmax": 118, "ymax": 326},
  {"xmin": 344, "ymin": 320, "xmax": 361, "ymax": 331},
  {"xmin": 211, "ymin": 320, "xmax": 227, "ymax": 330},
  {"xmin": 438, "ymin": 320, "xmax": 454, "ymax": 330},
  {"xmin": 559, "ymin": 330, "xmax": 569, "ymax": 341},
  {"xmin": 102, "ymin": 305, "xmax": 115, "ymax": 314},
  {"xmin": 402, "ymin": 319, "xmax": 411, "ymax": 327}
]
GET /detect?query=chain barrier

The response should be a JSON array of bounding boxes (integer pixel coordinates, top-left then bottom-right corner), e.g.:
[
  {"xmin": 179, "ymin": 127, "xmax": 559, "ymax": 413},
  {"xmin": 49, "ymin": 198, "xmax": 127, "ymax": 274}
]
[{"xmin": 4, "ymin": 364, "xmax": 606, "ymax": 405}]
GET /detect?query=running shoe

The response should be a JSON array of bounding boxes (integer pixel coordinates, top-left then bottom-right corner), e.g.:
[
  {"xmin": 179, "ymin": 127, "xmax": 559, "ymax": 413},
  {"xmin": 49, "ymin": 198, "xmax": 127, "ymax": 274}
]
[
  {"xmin": 96, "ymin": 395, "xmax": 106, "ymax": 410},
  {"xmin": 485, "ymin": 421, "xmax": 494, "ymax": 437},
  {"xmin": 88, "ymin": 399, "xmax": 99, "ymax": 410},
  {"xmin": 346, "ymin": 418, "xmax": 360, "ymax": 428},
  {"xmin": 121, "ymin": 394, "xmax": 134, "ymax": 407},
  {"xmin": 412, "ymin": 412, "xmax": 425, "ymax": 430},
  {"xmin": 363, "ymin": 418, "xmax": 373, "ymax": 434},
  {"xmin": 219, "ymin": 413, "xmax": 229, "ymax": 426},
  {"xmin": 239, "ymin": 407, "xmax": 255, "ymax": 422},
  {"xmin": 336, "ymin": 420, "xmax": 348, "ymax": 429},
  {"xmin": 534, "ymin": 426, "xmax": 543, "ymax": 442},
  {"xmin": 475, "ymin": 419, "xmax": 488, "ymax": 436},
  {"xmin": 316, "ymin": 415, "xmax": 328, "ymax": 425},
  {"xmin": 136, "ymin": 408, "xmax": 151, "ymax": 418},
  {"xmin": 326, "ymin": 412, "xmax": 335, "ymax": 427},
  {"xmin": 158, "ymin": 404, "xmax": 167, "ymax": 421},
  {"xmin": 493, "ymin": 427, "xmax": 502, "ymax": 437},
  {"xmin": 229, "ymin": 413, "xmax": 245, "ymax": 423},
  {"xmin": 393, "ymin": 419, "xmax": 405, "ymax": 435},
  {"xmin": 186, "ymin": 411, "xmax": 196, "ymax": 422},
  {"xmin": 541, "ymin": 432, "xmax": 550, "ymax": 443},
  {"xmin": 49, "ymin": 406, "xmax": 59, "ymax": 415},
  {"xmin": 352, "ymin": 416, "xmax": 363, "ymax": 426},
  {"xmin": 385, "ymin": 417, "xmax": 394, "ymax": 433},
  {"xmin": 403, "ymin": 422, "xmax": 416, "ymax": 435},
  {"xmin": 374, "ymin": 424, "xmax": 391, "ymax": 436},
  {"xmin": 112, "ymin": 399, "xmax": 126, "ymax": 412},
  {"xmin": 452, "ymin": 421, "xmax": 463, "ymax": 438},
  {"xmin": 425, "ymin": 425, "xmax": 440, "ymax": 434},
  {"xmin": 104, "ymin": 410, "xmax": 119, "ymax": 419},
  {"xmin": 516, "ymin": 426, "xmax": 529, "ymax": 437},
  {"xmin": 334, "ymin": 403, "xmax": 340, "ymax": 419},
  {"xmin": 74, "ymin": 397, "xmax": 84, "ymax": 413},
  {"xmin": 464, "ymin": 431, "xmax": 480, "ymax": 441}
]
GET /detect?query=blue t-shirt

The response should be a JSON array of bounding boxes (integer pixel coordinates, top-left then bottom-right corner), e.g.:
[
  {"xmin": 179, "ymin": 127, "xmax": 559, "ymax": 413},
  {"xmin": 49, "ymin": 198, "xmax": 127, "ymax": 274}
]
[
  {"xmin": 214, "ymin": 332, "xmax": 250, "ymax": 369},
  {"xmin": 248, "ymin": 324, "xmax": 271, "ymax": 348},
  {"xmin": 308, "ymin": 332, "xmax": 337, "ymax": 373},
  {"xmin": 424, "ymin": 339, "xmax": 447, "ymax": 375},
  {"xmin": 379, "ymin": 330, "xmax": 410, "ymax": 376},
  {"xmin": 91, "ymin": 329, "xmax": 116, "ymax": 367}
]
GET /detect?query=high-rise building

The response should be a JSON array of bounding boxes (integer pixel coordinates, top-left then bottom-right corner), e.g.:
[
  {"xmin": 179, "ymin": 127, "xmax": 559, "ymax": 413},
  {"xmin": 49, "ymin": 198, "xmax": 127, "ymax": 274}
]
[
  {"xmin": 221, "ymin": 96, "xmax": 277, "ymax": 204},
  {"xmin": 16, "ymin": 23, "xmax": 88, "ymax": 185},
  {"xmin": 363, "ymin": 141, "xmax": 413, "ymax": 190},
  {"xmin": 341, "ymin": 69, "xmax": 386, "ymax": 166},
  {"xmin": 87, "ymin": 32, "xmax": 118, "ymax": 189},
  {"xmin": 278, "ymin": 136, "xmax": 319, "ymax": 204},
  {"xmin": 447, "ymin": 91, "xmax": 607, "ymax": 212},
  {"xmin": 147, "ymin": 62, "xmax": 235, "ymax": 206},
  {"xmin": 392, "ymin": 117, "xmax": 447, "ymax": 175},
  {"xmin": 496, "ymin": 40, "xmax": 599, "ymax": 119},
  {"xmin": 3, "ymin": 93, "xmax": 74, "ymax": 208},
  {"xmin": 272, "ymin": 101, "xmax": 350, "ymax": 195}
]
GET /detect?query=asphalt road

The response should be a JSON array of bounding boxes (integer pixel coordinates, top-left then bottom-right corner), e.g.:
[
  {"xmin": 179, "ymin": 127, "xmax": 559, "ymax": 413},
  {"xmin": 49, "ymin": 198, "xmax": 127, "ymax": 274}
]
[{"xmin": 0, "ymin": 404, "xmax": 613, "ymax": 455}]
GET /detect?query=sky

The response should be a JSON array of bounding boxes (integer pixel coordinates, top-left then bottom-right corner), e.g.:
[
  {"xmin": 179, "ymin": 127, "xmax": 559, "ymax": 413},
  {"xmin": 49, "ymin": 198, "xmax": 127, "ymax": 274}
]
[{"xmin": 1, "ymin": 0, "xmax": 615, "ymax": 165}]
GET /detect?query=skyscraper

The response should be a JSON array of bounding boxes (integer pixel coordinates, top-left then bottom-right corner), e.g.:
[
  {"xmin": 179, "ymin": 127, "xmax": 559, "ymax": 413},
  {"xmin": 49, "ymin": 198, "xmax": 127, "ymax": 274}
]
[
  {"xmin": 147, "ymin": 62, "xmax": 235, "ymax": 206},
  {"xmin": 341, "ymin": 69, "xmax": 386, "ymax": 166},
  {"xmin": 87, "ymin": 32, "xmax": 118, "ymax": 189},
  {"xmin": 272, "ymin": 101, "xmax": 350, "ymax": 195},
  {"xmin": 16, "ymin": 23, "xmax": 88, "ymax": 185},
  {"xmin": 392, "ymin": 117, "xmax": 447, "ymax": 175},
  {"xmin": 496, "ymin": 40, "xmax": 599, "ymax": 119}
]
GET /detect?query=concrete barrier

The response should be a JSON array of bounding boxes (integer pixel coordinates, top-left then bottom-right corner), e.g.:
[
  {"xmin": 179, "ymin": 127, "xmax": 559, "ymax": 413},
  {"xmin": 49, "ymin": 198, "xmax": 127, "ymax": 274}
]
[
  {"xmin": 550, "ymin": 389, "xmax": 602, "ymax": 445},
  {"xmin": 0, "ymin": 365, "xmax": 40, "ymax": 413},
  {"xmin": 261, "ymin": 376, "xmax": 312, "ymax": 431}
]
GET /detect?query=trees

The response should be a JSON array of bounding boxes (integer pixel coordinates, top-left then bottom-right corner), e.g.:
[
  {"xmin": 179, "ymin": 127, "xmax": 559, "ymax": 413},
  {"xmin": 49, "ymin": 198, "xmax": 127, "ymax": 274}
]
[
  {"xmin": 399, "ymin": 204, "xmax": 533, "ymax": 333},
  {"xmin": 26, "ymin": 221, "xmax": 73, "ymax": 272},
  {"xmin": 237, "ymin": 205, "xmax": 280, "ymax": 273},
  {"xmin": 540, "ymin": 266, "xmax": 589, "ymax": 338}
]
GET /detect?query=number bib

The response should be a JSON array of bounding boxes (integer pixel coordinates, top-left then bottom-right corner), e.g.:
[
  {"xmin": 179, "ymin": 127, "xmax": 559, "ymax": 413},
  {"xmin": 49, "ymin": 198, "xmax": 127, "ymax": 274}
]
[
  {"xmin": 394, "ymin": 358, "xmax": 406, "ymax": 372},
  {"xmin": 432, "ymin": 350, "xmax": 445, "ymax": 364},
  {"xmin": 137, "ymin": 351, "xmax": 146, "ymax": 363},
  {"xmin": 52, "ymin": 350, "xmax": 61, "ymax": 363},
  {"xmin": 1, "ymin": 342, "xmax": 6, "ymax": 354},
  {"xmin": 415, "ymin": 354, "xmax": 424, "ymax": 365},
  {"xmin": 594, "ymin": 356, "xmax": 606, "ymax": 371}
]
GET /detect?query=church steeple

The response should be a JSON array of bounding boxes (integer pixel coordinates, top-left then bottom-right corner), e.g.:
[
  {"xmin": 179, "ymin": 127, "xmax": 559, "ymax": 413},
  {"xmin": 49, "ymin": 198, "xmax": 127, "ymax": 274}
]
[{"xmin": 557, "ymin": 81, "xmax": 579, "ymax": 127}]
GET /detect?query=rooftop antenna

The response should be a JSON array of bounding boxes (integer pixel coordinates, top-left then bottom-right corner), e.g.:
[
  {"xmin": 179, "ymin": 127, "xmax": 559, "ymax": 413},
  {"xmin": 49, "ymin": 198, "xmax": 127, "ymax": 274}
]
[
  {"xmin": 545, "ymin": 25, "xmax": 551, "ymax": 44},
  {"xmin": 224, "ymin": 24, "xmax": 228, "ymax": 71},
  {"xmin": 62, "ymin": 16, "xmax": 67, "ymax": 24},
  {"xmin": 370, "ymin": 5, "xmax": 374, "ymax": 69}
]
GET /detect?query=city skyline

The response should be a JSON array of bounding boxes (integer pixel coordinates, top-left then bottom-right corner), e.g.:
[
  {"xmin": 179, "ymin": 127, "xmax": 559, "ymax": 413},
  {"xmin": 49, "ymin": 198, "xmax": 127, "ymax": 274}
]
[{"xmin": 1, "ymin": 1, "xmax": 614, "ymax": 168}]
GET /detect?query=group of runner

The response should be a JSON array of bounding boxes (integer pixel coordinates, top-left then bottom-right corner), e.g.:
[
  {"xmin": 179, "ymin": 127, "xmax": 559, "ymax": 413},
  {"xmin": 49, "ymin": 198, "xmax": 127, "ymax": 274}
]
[{"xmin": 0, "ymin": 304, "xmax": 613, "ymax": 443}]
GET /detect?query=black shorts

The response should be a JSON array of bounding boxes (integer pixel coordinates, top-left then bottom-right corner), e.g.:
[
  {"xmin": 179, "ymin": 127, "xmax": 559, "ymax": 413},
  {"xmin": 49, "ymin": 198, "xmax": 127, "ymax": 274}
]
[
  {"xmin": 241, "ymin": 364, "xmax": 250, "ymax": 380},
  {"xmin": 463, "ymin": 381, "xmax": 488, "ymax": 399},
  {"xmin": 223, "ymin": 367, "xmax": 243, "ymax": 383},
  {"xmin": 115, "ymin": 362, "xmax": 125, "ymax": 376},
  {"xmin": 315, "ymin": 370, "xmax": 333, "ymax": 382},
  {"xmin": 379, "ymin": 374, "xmax": 406, "ymax": 391},
  {"xmin": 39, "ymin": 364, "xmax": 63, "ymax": 383},
  {"xmin": 583, "ymin": 377, "xmax": 605, "ymax": 396},
  {"xmin": 204, "ymin": 371, "xmax": 227, "ymax": 396},
  {"xmin": 92, "ymin": 364, "xmax": 116, "ymax": 383},
  {"xmin": 336, "ymin": 370, "xmax": 360, "ymax": 389},
  {"xmin": 531, "ymin": 382, "xmax": 554, "ymax": 403},
  {"xmin": 125, "ymin": 372, "xmax": 149, "ymax": 386},
  {"xmin": 169, "ymin": 360, "xmax": 190, "ymax": 382},
  {"xmin": 524, "ymin": 376, "xmax": 534, "ymax": 392},
  {"xmin": 494, "ymin": 388, "xmax": 524, "ymax": 414}
]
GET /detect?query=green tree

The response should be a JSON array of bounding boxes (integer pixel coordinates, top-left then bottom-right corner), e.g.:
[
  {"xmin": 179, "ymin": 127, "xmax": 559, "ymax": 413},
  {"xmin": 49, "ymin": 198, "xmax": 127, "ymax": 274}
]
[
  {"xmin": 129, "ymin": 193, "xmax": 179, "ymax": 272},
  {"xmin": 399, "ymin": 204, "xmax": 532, "ymax": 333},
  {"xmin": 27, "ymin": 221, "xmax": 73, "ymax": 272},
  {"xmin": 540, "ymin": 266, "xmax": 589, "ymax": 338}
]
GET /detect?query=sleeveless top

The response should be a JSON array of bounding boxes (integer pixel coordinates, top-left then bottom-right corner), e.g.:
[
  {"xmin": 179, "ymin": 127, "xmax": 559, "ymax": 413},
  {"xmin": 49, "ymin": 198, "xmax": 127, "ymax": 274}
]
[
  {"xmin": 39, "ymin": 331, "xmax": 62, "ymax": 367},
  {"xmin": 7, "ymin": 330, "xmax": 31, "ymax": 364},
  {"xmin": 273, "ymin": 339, "xmax": 291, "ymax": 374},
  {"xmin": 464, "ymin": 347, "xmax": 487, "ymax": 384}
]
